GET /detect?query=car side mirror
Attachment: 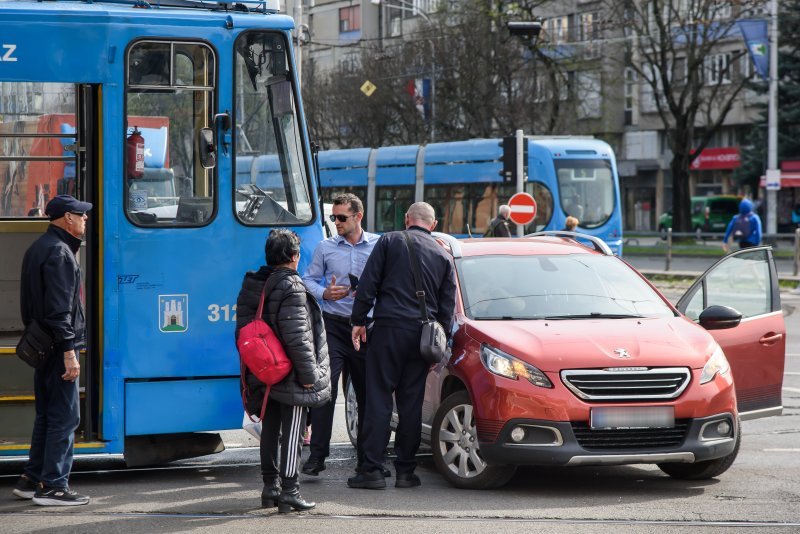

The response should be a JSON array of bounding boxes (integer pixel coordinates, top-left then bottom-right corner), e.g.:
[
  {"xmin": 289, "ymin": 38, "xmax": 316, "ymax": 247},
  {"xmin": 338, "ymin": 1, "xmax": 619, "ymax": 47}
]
[
  {"xmin": 198, "ymin": 128, "xmax": 216, "ymax": 169},
  {"xmin": 698, "ymin": 305, "xmax": 742, "ymax": 330}
]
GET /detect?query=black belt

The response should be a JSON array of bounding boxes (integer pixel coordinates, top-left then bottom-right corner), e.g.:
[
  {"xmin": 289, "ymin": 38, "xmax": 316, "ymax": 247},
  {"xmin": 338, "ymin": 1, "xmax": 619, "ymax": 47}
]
[{"xmin": 323, "ymin": 312, "xmax": 351, "ymax": 325}]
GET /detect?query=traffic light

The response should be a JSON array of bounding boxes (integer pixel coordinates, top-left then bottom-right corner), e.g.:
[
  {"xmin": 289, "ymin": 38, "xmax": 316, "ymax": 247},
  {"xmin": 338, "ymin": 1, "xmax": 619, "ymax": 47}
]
[{"xmin": 499, "ymin": 136, "xmax": 528, "ymax": 182}]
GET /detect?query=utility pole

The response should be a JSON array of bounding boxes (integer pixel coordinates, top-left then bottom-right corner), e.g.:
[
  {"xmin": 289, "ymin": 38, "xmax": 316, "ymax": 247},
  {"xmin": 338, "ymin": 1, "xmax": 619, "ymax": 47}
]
[{"xmin": 766, "ymin": 0, "xmax": 779, "ymax": 235}]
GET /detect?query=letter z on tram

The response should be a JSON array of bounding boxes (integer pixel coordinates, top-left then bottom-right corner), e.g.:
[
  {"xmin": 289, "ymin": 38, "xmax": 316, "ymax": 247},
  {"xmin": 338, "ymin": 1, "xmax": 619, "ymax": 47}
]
[{"xmin": 0, "ymin": 0, "xmax": 324, "ymax": 465}]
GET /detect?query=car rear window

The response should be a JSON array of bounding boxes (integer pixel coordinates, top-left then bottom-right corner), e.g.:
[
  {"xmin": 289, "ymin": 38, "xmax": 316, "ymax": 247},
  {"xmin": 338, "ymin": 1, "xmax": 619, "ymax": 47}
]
[
  {"xmin": 458, "ymin": 254, "xmax": 675, "ymax": 320},
  {"xmin": 709, "ymin": 199, "xmax": 740, "ymax": 215}
]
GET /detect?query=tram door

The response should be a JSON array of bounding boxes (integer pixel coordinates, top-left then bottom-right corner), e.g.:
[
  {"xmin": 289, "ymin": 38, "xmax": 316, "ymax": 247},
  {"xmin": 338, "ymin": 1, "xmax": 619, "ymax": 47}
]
[{"xmin": 0, "ymin": 83, "xmax": 101, "ymax": 454}]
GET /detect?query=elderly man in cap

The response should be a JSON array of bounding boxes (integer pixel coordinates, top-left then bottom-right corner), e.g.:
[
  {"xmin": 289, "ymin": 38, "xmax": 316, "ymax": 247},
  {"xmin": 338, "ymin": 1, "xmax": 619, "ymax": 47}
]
[{"xmin": 13, "ymin": 194, "xmax": 92, "ymax": 506}]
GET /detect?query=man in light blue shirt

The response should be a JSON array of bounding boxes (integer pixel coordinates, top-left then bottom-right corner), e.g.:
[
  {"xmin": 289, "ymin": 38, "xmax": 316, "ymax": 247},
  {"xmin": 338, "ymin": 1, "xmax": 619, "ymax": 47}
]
[{"xmin": 301, "ymin": 194, "xmax": 379, "ymax": 476}]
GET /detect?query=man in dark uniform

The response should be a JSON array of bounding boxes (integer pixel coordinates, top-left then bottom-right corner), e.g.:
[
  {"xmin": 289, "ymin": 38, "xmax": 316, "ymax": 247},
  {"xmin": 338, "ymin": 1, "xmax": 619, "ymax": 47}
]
[
  {"xmin": 14, "ymin": 195, "xmax": 92, "ymax": 506},
  {"xmin": 347, "ymin": 202, "xmax": 456, "ymax": 489}
]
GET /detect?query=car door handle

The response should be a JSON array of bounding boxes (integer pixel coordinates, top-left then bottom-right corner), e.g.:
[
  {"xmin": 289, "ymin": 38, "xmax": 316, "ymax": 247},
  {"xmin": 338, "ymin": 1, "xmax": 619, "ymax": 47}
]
[{"xmin": 759, "ymin": 332, "xmax": 783, "ymax": 345}]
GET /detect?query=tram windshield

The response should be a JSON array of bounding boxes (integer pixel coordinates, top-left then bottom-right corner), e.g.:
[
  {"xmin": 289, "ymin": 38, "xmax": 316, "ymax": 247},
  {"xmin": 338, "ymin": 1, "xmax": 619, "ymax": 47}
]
[
  {"xmin": 555, "ymin": 158, "xmax": 615, "ymax": 229},
  {"xmin": 234, "ymin": 32, "xmax": 312, "ymax": 225}
]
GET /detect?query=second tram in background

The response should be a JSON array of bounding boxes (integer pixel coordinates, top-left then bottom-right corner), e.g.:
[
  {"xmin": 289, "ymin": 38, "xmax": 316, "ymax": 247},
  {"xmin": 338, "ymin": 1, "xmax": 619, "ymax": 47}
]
[{"xmin": 299, "ymin": 137, "xmax": 623, "ymax": 255}]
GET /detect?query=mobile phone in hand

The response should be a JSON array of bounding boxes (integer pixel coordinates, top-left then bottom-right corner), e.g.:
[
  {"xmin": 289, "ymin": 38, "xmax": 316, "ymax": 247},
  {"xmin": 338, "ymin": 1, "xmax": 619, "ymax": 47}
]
[{"xmin": 348, "ymin": 273, "xmax": 359, "ymax": 292}]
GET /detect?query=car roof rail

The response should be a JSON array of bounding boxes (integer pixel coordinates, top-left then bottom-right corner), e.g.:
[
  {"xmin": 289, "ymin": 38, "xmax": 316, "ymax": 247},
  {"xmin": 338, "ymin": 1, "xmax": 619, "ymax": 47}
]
[
  {"xmin": 523, "ymin": 231, "xmax": 613, "ymax": 256},
  {"xmin": 431, "ymin": 232, "xmax": 463, "ymax": 258}
]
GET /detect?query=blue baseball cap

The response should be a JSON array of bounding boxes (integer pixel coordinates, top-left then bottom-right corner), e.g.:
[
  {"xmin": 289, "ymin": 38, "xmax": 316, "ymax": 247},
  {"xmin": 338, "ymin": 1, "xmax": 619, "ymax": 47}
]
[{"xmin": 45, "ymin": 195, "xmax": 93, "ymax": 221}]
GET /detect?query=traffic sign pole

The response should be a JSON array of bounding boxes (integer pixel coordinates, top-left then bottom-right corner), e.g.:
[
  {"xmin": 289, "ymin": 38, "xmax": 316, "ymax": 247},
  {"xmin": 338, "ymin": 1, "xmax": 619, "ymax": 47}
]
[{"xmin": 516, "ymin": 129, "xmax": 524, "ymax": 236}]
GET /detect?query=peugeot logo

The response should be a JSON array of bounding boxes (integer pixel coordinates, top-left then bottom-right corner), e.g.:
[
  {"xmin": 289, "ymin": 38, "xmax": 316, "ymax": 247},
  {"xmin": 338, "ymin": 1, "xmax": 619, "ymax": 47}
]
[{"xmin": 612, "ymin": 348, "xmax": 631, "ymax": 359}]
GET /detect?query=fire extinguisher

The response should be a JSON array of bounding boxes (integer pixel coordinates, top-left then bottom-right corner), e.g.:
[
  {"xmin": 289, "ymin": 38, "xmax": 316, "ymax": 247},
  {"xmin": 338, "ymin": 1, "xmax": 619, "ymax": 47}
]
[{"xmin": 127, "ymin": 126, "xmax": 145, "ymax": 179}]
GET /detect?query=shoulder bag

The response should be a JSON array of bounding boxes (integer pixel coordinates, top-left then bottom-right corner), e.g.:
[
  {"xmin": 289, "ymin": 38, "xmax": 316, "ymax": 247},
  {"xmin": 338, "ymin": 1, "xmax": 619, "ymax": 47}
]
[
  {"xmin": 402, "ymin": 231, "xmax": 448, "ymax": 365},
  {"xmin": 16, "ymin": 319, "xmax": 54, "ymax": 369}
]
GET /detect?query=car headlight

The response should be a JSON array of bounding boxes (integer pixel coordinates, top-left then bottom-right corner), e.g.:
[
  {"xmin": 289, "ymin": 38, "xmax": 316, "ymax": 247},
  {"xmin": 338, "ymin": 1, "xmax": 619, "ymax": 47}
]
[
  {"xmin": 480, "ymin": 344, "xmax": 552, "ymax": 388},
  {"xmin": 700, "ymin": 345, "xmax": 730, "ymax": 384}
]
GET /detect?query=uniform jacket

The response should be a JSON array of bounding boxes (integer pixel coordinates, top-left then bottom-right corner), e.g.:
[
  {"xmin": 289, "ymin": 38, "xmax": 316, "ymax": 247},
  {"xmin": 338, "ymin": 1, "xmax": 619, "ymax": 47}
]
[
  {"xmin": 236, "ymin": 265, "xmax": 331, "ymax": 411},
  {"xmin": 20, "ymin": 225, "xmax": 85, "ymax": 352},
  {"xmin": 351, "ymin": 226, "xmax": 456, "ymax": 336}
]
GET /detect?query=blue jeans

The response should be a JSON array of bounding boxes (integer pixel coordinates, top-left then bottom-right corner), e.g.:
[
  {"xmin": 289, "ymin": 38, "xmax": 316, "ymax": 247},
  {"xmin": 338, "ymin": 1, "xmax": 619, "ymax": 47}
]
[{"xmin": 24, "ymin": 356, "xmax": 80, "ymax": 488}]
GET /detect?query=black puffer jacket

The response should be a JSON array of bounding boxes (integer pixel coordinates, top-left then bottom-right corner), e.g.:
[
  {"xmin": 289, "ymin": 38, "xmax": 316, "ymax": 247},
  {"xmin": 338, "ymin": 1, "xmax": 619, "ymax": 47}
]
[{"xmin": 235, "ymin": 265, "xmax": 331, "ymax": 411}]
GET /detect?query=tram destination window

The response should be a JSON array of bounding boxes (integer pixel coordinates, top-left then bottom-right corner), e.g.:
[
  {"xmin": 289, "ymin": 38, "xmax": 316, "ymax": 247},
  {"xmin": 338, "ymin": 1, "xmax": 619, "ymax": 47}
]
[
  {"xmin": 125, "ymin": 41, "xmax": 216, "ymax": 227},
  {"xmin": 234, "ymin": 32, "xmax": 312, "ymax": 226}
]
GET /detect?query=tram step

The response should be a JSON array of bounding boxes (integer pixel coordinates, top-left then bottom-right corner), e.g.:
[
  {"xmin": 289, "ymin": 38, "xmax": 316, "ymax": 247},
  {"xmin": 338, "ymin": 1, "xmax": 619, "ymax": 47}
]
[
  {"xmin": 0, "ymin": 437, "xmax": 108, "ymax": 454},
  {"xmin": 0, "ymin": 353, "xmax": 34, "ymax": 394},
  {"xmin": 0, "ymin": 402, "xmax": 35, "ymax": 438}
]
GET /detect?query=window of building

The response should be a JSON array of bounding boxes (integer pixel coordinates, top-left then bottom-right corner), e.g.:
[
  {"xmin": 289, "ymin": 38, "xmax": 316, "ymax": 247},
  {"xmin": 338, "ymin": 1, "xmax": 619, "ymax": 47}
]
[
  {"xmin": 577, "ymin": 71, "xmax": 602, "ymax": 119},
  {"xmin": 340, "ymin": 6, "xmax": 361, "ymax": 33},
  {"xmin": 624, "ymin": 67, "xmax": 637, "ymax": 126},
  {"xmin": 125, "ymin": 41, "xmax": 216, "ymax": 227},
  {"xmin": 705, "ymin": 53, "xmax": 731, "ymax": 85},
  {"xmin": 545, "ymin": 15, "xmax": 571, "ymax": 44}
]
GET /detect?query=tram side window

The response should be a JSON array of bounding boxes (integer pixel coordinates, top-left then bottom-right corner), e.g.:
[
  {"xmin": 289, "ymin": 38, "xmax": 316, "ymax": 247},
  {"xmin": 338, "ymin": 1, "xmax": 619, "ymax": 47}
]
[
  {"xmin": 0, "ymin": 82, "xmax": 77, "ymax": 218},
  {"xmin": 234, "ymin": 32, "xmax": 312, "ymax": 226},
  {"xmin": 125, "ymin": 41, "xmax": 216, "ymax": 226},
  {"xmin": 376, "ymin": 186, "xmax": 413, "ymax": 232}
]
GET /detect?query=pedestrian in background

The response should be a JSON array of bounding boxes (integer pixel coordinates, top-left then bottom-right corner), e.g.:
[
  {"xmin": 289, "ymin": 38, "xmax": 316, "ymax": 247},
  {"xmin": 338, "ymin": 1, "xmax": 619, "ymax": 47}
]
[
  {"xmin": 301, "ymin": 193, "xmax": 380, "ymax": 477},
  {"xmin": 483, "ymin": 205, "xmax": 511, "ymax": 237},
  {"xmin": 562, "ymin": 216, "xmax": 579, "ymax": 232},
  {"xmin": 14, "ymin": 195, "xmax": 92, "ymax": 506},
  {"xmin": 723, "ymin": 198, "xmax": 762, "ymax": 252},
  {"xmin": 236, "ymin": 229, "xmax": 331, "ymax": 512},
  {"xmin": 347, "ymin": 202, "xmax": 456, "ymax": 490}
]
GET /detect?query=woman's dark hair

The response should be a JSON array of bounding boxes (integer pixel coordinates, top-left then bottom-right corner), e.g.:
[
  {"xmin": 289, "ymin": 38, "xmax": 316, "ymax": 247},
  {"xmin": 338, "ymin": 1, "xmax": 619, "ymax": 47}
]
[{"xmin": 265, "ymin": 228, "xmax": 301, "ymax": 266}]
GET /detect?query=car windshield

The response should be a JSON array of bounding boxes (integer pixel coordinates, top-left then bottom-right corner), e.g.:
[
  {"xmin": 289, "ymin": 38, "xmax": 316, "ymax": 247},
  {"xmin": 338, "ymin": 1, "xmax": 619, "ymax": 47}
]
[{"xmin": 459, "ymin": 254, "xmax": 675, "ymax": 320}]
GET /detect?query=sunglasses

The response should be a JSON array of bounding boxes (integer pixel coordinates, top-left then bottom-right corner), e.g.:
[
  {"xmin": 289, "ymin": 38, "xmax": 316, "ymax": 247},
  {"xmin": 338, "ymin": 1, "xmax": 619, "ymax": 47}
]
[
  {"xmin": 69, "ymin": 211, "xmax": 86, "ymax": 217},
  {"xmin": 329, "ymin": 214, "xmax": 356, "ymax": 223}
]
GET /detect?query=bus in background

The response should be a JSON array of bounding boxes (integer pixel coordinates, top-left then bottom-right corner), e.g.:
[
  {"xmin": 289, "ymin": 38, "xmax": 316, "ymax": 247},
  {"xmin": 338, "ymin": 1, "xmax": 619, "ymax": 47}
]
[
  {"xmin": 315, "ymin": 137, "xmax": 623, "ymax": 255},
  {"xmin": 0, "ymin": 0, "xmax": 323, "ymax": 465}
]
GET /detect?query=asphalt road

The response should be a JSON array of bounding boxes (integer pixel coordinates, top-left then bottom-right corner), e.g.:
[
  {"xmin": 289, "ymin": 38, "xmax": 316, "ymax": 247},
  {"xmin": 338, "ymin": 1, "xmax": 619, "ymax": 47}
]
[{"xmin": 0, "ymin": 279, "xmax": 798, "ymax": 533}]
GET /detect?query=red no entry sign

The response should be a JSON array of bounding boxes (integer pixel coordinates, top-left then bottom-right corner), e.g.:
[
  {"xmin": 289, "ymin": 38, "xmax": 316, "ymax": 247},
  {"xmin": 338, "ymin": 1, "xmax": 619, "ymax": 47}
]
[{"xmin": 507, "ymin": 192, "xmax": 537, "ymax": 226}]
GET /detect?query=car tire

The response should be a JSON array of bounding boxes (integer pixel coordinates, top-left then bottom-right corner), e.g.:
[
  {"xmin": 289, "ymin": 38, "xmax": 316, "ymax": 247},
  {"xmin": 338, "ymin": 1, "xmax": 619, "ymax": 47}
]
[
  {"xmin": 431, "ymin": 391, "xmax": 516, "ymax": 489},
  {"xmin": 657, "ymin": 420, "xmax": 741, "ymax": 480},
  {"xmin": 344, "ymin": 376, "xmax": 358, "ymax": 448}
]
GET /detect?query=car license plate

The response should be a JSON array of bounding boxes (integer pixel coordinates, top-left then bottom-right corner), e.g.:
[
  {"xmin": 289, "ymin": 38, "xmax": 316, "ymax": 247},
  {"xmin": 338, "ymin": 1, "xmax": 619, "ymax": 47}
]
[{"xmin": 590, "ymin": 407, "xmax": 675, "ymax": 429}]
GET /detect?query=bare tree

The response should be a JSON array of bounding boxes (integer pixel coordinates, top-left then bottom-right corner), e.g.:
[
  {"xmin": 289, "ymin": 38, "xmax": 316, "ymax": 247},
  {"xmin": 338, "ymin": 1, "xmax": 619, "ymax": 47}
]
[{"xmin": 602, "ymin": 0, "xmax": 764, "ymax": 233}]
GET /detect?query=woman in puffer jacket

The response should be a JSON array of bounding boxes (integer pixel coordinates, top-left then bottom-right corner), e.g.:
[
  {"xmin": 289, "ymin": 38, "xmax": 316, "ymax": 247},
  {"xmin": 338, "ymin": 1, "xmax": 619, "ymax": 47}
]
[{"xmin": 235, "ymin": 229, "xmax": 331, "ymax": 513}]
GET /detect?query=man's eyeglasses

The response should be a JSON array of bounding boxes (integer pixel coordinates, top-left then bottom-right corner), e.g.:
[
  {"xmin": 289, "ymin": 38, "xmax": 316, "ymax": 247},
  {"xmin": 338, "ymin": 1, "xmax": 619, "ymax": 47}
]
[
  {"xmin": 329, "ymin": 214, "xmax": 356, "ymax": 223},
  {"xmin": 69, "ymin": 211, "xmax": 86, "ymax": 217}
]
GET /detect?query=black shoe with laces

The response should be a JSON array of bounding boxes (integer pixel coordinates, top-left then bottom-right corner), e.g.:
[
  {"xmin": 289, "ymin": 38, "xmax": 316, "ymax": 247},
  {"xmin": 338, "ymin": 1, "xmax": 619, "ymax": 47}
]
[
  {"xmin": 395, "ymin": 472, "xmax": 422, "ymax": 488},
  {"xmin": 301, "ymin": 457, "xmax": 326, "ymax": 476},
  {"xmin": 12, "ymin": 475, "xmax": 37, "ymax": 499},
  {"xmin": 347, "ymin": 470, "xmax": 386, "ymax": 489},
  {"xmin": 32, "ymin": 486, "xmax": 90, "ymax": 506}
]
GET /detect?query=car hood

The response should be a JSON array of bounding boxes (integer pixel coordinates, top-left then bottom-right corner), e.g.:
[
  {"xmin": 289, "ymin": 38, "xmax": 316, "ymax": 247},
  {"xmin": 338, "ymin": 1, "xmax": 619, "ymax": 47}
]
[{"xmin": 464, "ymin": 316, "xmax": 716, "ymax": 372}]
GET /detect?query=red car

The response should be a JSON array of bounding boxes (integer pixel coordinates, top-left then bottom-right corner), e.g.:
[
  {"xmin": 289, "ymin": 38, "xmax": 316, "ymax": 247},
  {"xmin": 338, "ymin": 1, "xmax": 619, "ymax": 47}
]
[{"xmin": 348, "ymin": 232, "xmax": 786, "ymax": 489}]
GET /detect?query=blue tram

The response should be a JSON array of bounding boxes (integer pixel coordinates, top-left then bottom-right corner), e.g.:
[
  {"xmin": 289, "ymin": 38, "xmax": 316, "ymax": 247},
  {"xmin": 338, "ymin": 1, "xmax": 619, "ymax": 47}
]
[
  {"xmin": 0, "ymin": 0, "xmax": 323, "ymax": 464},
  {"xmin": 314, "ymin": 137, "xmax": 623, "ymax": 254}
]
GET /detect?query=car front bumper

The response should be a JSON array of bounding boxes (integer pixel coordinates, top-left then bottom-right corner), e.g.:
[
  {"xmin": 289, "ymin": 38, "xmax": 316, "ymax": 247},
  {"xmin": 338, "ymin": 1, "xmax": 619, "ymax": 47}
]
[{"xmin": 479, "ymin": 413, "xmax": 737, "ymax": 467}]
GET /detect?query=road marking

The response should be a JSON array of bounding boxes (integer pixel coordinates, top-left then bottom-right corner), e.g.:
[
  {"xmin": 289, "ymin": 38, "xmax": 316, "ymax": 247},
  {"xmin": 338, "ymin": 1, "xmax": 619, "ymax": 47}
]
[
  {"xmin": 782, "ymin": 386, "xmax": 800, "ymax": 394},
  {"xmin": 785, "ymin": 372, "xmax": 800, "ymax": 376},
  {"xmin": 764, "ymin": 449, "xmax": 800, "ymax": 452}
]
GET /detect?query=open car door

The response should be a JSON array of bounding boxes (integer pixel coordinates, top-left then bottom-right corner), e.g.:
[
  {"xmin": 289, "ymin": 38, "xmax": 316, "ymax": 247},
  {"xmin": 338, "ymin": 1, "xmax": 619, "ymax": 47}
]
[{"xmin": 676, "ymin": 247, "xmax": 785, "ymax": 420}]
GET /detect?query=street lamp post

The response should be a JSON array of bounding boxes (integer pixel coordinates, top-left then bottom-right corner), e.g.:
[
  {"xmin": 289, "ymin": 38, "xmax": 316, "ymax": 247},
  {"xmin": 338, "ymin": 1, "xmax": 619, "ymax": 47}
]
[{"xmin": 371, "ymin": 0, "xmax": 436, "ymax": 142}]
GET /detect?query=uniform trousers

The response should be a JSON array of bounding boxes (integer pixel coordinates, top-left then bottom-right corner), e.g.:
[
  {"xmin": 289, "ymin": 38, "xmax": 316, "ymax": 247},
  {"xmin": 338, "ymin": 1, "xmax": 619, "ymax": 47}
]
[
  {"xmin": 24, "ymin": 354, "xmax": 81, "ymax": 489},
  {"xmin": 309, "ymin": 316, "xmax": 367, "ymax": 463},
  {"xmin": 360, "ymin": 323, "xmax": 428, "ymax": 475},
  {"xmin": 260, "ymin": 397, "xmax": 307, "ymax": 486}
]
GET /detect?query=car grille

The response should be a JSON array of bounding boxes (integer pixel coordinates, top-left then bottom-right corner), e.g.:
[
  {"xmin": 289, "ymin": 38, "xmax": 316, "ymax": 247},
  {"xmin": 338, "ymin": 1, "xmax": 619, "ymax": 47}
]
[
  {"xmin": 560, "ymin": 367, "xmax": 691, "ymax": 401},
  {"xmin": 571, "ymin": 420, "xmax": 690, "ymax": 450}
]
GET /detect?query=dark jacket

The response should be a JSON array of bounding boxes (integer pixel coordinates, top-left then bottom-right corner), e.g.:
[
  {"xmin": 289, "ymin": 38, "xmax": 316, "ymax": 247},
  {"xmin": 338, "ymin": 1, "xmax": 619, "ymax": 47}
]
[
  {"xmin": 20, "ymin": 225, "xmax": 85, "ymax": 352},
  {"xmin": 485, "ymin": 215, "xmax": 511, "ymax": 238},
  {"xmin": 235, "ymin": 265, "xmax": 331, "ymax": 411},
  {"xmin": 351, "ymin": 226, "xmax": 456, "ymax": 336}
]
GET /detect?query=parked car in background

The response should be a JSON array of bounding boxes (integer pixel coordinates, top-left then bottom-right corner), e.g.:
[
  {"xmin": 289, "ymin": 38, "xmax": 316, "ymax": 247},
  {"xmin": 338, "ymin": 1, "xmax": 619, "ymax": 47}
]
[
  {"xmin": 658, "ymin": 195, "xmax": 742, "ymax": 239},
  {"xmin": 347, "ymin": 232, "xmax": 785, "ymax": 489}
]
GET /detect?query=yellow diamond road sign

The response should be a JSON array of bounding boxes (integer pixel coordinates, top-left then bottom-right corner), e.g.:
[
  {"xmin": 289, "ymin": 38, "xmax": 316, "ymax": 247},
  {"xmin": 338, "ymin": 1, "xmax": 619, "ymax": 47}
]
[{"xmin": 360, "ymin": 80, "xmax": 377, "ymax": 97}]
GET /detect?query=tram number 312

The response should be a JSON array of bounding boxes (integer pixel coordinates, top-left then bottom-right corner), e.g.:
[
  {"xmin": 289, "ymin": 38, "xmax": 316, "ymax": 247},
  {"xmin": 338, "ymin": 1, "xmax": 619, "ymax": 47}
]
[{"xmin": 208, "ymin": 304, "xmax": 237, "ymax": 322}]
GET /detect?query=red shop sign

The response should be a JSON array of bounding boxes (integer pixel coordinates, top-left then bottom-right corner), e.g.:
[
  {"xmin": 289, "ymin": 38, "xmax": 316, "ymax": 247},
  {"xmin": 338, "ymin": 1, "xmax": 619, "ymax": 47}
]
[{"xmin": 690, "ymin": 147, "xmax": 741, "ymax": 170}]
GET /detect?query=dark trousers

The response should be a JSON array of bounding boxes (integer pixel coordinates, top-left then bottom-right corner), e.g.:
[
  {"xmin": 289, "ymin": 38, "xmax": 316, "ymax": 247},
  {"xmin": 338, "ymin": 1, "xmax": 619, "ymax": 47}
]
[
  {"xmin": 361, "ymin": 323, "xmax": 428, "ymax": 475},
  {"xmin": 309, "ymin": 315, "xmax": 367, "ymax": 462},
  {"xmin": 260, "ymin": 398, "xmax": 307, "ymax": 487},
  {"xmin": 24, "ymin": 355, "xmax": 80, "ymax": 489}
]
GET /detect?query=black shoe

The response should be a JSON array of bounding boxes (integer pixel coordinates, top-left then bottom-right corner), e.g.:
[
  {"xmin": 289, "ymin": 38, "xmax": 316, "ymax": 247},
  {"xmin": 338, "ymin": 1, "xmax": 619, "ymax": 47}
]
[
  {"xmin": 355, "ymin": 465, "xmax": 392, "ymax": 478},
  {"xmin": 32, "ymin": 486, "xmax": 90, "ymax": 506},
  {"xmin": 301, "ymin": 457, "xmax": 326, "ymax": 476},
  {"xmin": 347, "ymin": 470, "xmax": 386, "ymax": 490},
  {"xmin": 395, "ymin": 473, "xmax": 421, "ymax": 488},
  {"xmin": 261, "ymin": 480, "xmax": 280, "ymax": 508},
  {"xmin": 277, "ymin": 488, "xmax": 315, "ymax": 513},
  {"xmin": 12, "ymin": 475, "xmax": 37, "ymax": 499}
]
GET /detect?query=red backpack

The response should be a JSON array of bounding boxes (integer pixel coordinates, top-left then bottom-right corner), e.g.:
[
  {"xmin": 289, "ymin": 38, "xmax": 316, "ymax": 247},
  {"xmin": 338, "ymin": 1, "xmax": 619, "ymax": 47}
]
[{"xmin": 237, "ymin": 277, "xmax": 293, "ymax": 421}]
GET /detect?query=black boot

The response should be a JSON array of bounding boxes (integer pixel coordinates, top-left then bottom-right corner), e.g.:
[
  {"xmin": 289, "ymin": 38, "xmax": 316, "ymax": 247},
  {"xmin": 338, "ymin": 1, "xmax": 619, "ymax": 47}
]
[
  {"xmin": 277, "ymin": 484, "xmax": 315, "ymax": 513},
  {"xmin": 261, "ymin": 477, "xmax": 280, "ymax": 508}
]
